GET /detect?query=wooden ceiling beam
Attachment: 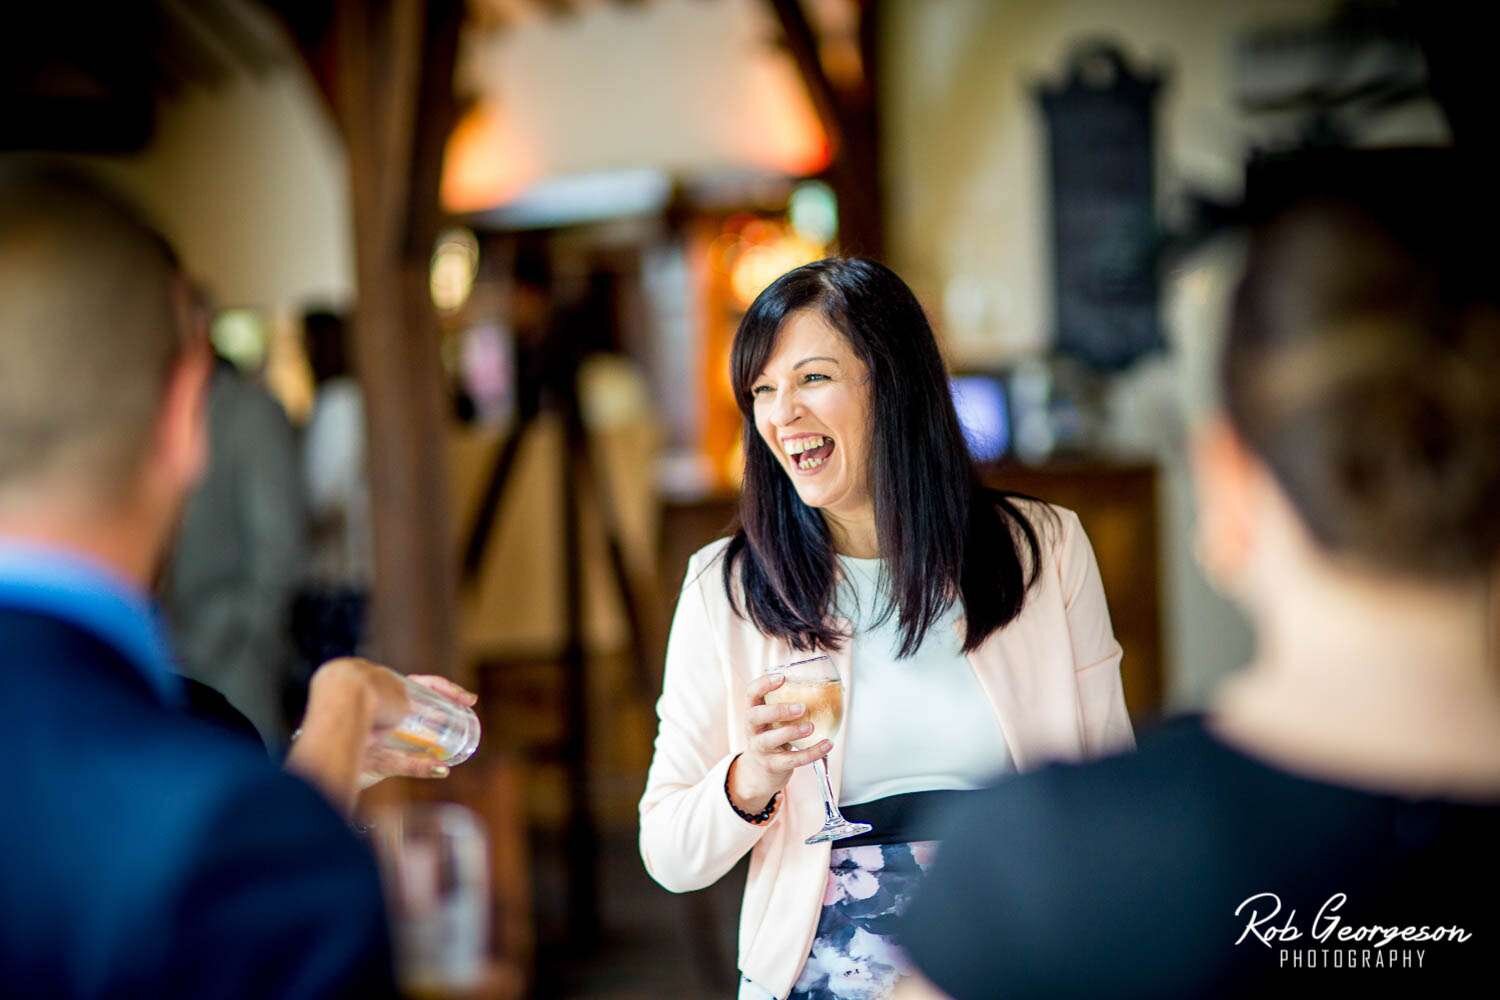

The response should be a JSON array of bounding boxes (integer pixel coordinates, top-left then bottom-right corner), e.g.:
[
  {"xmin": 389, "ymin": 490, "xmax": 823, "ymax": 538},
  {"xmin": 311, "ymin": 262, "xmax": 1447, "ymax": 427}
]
[
  {"xmin": 765, "ymin": 0, "xmax": 885, "ymax": 257},
  {"xmin": 766, "ymin": 0, "xmax": 844, "ymax": 152}
]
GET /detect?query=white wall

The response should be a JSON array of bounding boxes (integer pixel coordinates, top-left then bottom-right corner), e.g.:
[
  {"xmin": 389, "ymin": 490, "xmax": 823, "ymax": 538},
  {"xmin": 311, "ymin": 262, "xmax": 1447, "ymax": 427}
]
[
  {"xmin": 74, "ymin": 16, "xmax": 354, "ymax": 423},
  {"xmin": 452, "ymin": 0, "xmax": 829, "ymax": 208},
  {"xmin": 91, "ymin": 60, "xmax": 354, "ymax": 318},
  {"xmin": 881, "ymin": 0, "xmax": 1344, "ymax": 709},
  {"xmin": 883, "ymin": 0, "xmax": 1339, "ymax": 363}
]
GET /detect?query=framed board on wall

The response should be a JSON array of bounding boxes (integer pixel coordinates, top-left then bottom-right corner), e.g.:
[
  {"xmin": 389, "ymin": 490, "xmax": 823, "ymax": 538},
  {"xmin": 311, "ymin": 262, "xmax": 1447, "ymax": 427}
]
[{"xmin": 1038, "ymin": 41, "xmax": 1167, "ymax": 372}]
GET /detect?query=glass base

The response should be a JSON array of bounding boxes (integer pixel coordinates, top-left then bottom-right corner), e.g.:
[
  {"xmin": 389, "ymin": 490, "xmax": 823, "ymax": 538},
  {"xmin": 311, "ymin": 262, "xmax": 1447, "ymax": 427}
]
[{"xmin": 805, "ymin": 819, "xmax": 873, "ymax": 845}]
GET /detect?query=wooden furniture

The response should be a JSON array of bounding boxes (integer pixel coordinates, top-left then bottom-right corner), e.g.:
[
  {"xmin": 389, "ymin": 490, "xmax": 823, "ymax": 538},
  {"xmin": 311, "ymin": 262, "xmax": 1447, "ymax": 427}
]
[
  {"xmin": 982, "ymin": 460, "xmax": 1164, "ymax": 722},
  {"xmin": 359, "ymin": 755, "xmax": 533, "ymax": 1000},
  {"xmin": 447, "ymin": 412, "xmax": 665, "ymax": 827},
  {"xmin": 445, "ymin": 395, "xmax": 664, "ymax": 944}
]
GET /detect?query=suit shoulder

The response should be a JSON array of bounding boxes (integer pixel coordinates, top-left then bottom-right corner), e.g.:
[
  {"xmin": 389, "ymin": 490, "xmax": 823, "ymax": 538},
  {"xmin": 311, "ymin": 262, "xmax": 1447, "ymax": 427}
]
[
  {"xmin": 982, "ymin": 493, "xmax": 1073, "ymax": 580},
  {"xmin": 1000, "ymin": 494, "xmax": 1073, "ymax": 520}
]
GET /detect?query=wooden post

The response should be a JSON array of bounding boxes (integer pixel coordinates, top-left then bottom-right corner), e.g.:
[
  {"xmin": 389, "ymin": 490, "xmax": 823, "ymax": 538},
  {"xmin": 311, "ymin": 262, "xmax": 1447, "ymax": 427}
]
[
  {"xmin": 333, "ymin": 0, "xmax": 464, "ymax": 677},
  {"xmin": 767, "ymin": 0, "xmax": 885, "ymax": 259}
]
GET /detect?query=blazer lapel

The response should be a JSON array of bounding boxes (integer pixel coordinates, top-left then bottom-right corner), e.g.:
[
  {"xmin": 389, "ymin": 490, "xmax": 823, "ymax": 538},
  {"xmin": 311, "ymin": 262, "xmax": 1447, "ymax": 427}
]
[{"xmin": 954, "ymin": 614, "xmax": 1086, "ymax": 772}]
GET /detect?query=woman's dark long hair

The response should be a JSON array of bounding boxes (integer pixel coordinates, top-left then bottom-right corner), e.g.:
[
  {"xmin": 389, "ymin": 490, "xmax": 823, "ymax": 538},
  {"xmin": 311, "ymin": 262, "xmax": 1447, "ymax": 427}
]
[{"xmin": 722, "ymin": 257, "xmax": 1046, "ymax": 657}]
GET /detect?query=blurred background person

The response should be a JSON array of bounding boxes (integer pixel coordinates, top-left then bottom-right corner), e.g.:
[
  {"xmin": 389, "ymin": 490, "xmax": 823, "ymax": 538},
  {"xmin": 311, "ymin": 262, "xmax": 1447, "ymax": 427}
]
[
  {"xmin": 640, "ymin": 258, "xmax": 1132, "ymax": 1000},
  {"xmin": 294, "ymin": 309, "xmax": 373, "ymax": 686},
  {"xmin": 896, "ymin": 150, "xmax": 1500, "ymax": 998},
  {"xmin": 162, "ymin": 283, "xmax": 307, "ymax": 751}
]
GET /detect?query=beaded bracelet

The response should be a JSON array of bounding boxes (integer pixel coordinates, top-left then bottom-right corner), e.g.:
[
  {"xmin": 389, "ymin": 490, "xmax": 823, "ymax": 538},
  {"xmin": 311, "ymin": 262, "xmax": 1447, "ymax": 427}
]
[{"xmin": 725, "ymin": 756, "xmax": 779, "ymax": 824}]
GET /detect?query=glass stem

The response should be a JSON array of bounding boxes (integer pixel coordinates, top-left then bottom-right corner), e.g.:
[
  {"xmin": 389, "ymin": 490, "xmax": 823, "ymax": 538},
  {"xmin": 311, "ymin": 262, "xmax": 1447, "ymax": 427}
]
[{"xmin": 812, "ymin": 756, "xmax": 842, "ymax": 825}]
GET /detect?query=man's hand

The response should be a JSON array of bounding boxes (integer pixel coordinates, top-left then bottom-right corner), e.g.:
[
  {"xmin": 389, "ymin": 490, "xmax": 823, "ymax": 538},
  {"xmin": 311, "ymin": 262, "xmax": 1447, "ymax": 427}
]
[
  {"xmin": 314, "ymin": 656, "xmax": 409, "ymax": 725},
  {"xmin": 286, "ymin": 659, "xmax": 478, "ymax": 814}
]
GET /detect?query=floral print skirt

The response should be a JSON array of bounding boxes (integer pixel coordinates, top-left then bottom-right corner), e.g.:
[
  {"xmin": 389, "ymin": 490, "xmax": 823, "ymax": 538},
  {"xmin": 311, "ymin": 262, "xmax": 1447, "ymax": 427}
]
[{"xmin": 785, "ymin": 840, "xmax": 939, "ymax": 1000}]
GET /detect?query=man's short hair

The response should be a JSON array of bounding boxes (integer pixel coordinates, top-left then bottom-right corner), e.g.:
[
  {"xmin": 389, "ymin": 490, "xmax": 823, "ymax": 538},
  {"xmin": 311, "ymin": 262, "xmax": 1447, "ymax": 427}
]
[{"xmin": 0, "ymin": 162, "xmax": 189, "ymax": 502}]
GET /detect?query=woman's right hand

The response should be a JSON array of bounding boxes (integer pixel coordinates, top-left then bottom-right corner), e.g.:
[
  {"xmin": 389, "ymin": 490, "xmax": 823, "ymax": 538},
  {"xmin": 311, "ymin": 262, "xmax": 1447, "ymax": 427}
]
[{"xmin": 726, "ymin": 672, "xmax": 833, "ymax": 815}]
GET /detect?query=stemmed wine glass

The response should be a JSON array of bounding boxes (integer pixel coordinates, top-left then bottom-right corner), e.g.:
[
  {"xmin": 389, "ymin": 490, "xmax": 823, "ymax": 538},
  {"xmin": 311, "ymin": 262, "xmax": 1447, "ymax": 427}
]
[{"xmin": 762, "ymin": 654, "xmax": 872, "ymax": 844}]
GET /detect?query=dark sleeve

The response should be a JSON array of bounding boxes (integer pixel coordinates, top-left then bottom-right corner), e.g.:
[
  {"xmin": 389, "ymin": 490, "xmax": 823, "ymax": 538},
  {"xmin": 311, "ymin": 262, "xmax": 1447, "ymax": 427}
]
[
  {"xmin": 164, "ymin": 770, "xmax": 397, "ymax": 999},
  {"xmin": 178, "ymin": 676, "xmax": 267, "ymax": 750},
  {"xmin": 900, "ymin": 749, "xmax": 1206, "ymax": 1000},
  {"xmin": 894, "ymin": 779, "xmax": 1086, "ymax": 995}
]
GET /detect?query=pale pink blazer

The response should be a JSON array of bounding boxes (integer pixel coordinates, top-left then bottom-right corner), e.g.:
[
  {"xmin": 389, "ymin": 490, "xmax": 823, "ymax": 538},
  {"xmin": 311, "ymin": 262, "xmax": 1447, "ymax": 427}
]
[{"xmin": 638, "ymin": 502, "xmax": 1135, "ymax": 998}]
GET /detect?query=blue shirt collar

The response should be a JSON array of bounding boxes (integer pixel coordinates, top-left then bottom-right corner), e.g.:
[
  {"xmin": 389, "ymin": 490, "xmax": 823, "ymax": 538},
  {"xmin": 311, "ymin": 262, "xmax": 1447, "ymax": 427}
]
[{"xmin": 0, "ymin": 540, "xmax": 183, "ymax": 706}]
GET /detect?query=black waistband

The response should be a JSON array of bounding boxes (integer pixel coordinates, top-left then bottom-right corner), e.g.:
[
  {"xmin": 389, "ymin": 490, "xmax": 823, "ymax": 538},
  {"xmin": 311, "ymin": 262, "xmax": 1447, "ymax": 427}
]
[{"xmin": 835, "ymin": 788, "xmax": 979, "ymax": 848}]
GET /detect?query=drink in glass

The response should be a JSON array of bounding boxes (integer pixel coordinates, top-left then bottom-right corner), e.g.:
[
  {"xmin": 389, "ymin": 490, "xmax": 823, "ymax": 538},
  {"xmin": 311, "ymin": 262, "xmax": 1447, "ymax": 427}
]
[
  {"xmin": 383, "ymin": 675, "xmax": 482, "ymax": 767},
  {"xmin": 763, "ymin": 673, "xmax": 843, "ymax": 751},
  {"xmin": 763, "ymin": 655, "xmax": 872, "ymax": 844}
]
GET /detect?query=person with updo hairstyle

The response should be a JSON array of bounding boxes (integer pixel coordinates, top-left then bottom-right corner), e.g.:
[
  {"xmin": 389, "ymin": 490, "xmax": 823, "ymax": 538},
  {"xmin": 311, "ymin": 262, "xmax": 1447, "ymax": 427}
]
[{"xmin": 894, "ymin": 149, "xmax": 1500, "ymax": 998}]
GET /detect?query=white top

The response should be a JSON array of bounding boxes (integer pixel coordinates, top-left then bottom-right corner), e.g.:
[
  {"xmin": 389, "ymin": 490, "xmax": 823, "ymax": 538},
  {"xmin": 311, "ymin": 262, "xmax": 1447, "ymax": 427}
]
[{"xmin": 835, "ymin": 554, "xmax": 1015, "ymax": 806}]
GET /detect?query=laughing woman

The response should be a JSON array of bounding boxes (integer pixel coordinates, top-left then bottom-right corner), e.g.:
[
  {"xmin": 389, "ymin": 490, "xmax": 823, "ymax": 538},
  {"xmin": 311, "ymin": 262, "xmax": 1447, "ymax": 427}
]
[{"xmin": 638, "ymin": 258, "xmax": 1135, "ymax": 1000}]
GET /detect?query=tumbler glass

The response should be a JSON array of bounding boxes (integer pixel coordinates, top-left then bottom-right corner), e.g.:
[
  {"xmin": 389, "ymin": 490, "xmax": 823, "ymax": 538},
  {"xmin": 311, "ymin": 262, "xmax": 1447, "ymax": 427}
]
[{"xmin": 383, "ymin": 675, "xmax": 482, "ymax": 767}]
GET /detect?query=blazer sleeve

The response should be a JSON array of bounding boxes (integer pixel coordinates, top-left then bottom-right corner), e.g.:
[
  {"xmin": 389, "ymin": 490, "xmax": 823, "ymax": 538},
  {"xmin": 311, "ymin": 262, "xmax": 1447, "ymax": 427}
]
[
  {"xmin": 639, "ymin": 550, "xmax": 778, "ymax": 893},
  {"xmin": 1057, "ymin": 508, "xmax": 1136, "ymax": 758}
]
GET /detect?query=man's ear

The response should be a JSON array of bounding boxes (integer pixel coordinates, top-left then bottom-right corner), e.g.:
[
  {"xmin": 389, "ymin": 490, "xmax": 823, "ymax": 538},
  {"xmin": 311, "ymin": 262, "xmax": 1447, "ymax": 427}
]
[
  {"xmin": 1189, "ymin": 414, "xmax": 1259, "ymax": 595},
  {"xmin": 153, "ymin": 337, "xmax": 213, "ymax": 496}
]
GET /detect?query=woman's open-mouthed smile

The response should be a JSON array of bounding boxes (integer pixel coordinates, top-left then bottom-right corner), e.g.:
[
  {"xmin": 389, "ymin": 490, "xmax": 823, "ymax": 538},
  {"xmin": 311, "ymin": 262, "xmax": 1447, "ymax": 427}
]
[{"xmin": 781, "ymin": 432, "xmax": 835, "ymax": 474}]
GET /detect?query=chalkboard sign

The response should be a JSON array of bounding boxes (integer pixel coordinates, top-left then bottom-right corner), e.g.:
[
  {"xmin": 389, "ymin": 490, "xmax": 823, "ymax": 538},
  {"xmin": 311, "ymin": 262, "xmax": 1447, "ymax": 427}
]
[{"xmin": 1038, "ymin": 41, "xmax": 1166, "ymax": 371}]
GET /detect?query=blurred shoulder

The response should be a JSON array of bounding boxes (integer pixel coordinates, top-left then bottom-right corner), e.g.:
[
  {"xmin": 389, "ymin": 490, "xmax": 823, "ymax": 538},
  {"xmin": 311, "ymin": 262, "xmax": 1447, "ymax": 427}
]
[
  {"xmin": 950, "ymin": 716, "xmax": 1223, "ymax": 850},
  {"xmin": 160, "ymin": 721, "xmax": 372, "ymax": 898},
  {"xmin": 142, "ymin": 710, "xmax": 322, "ymax": 818},
  {"xmin": 904, "ymin": 718, "xmax": 1245, "ymax": 996},
  {"xmin": 215, "ymin": 365, "xmax": 295, "ymax": 433},
  {"xmin": 192, "ymin": 753, "xmax": 367, "ymax": 858}
]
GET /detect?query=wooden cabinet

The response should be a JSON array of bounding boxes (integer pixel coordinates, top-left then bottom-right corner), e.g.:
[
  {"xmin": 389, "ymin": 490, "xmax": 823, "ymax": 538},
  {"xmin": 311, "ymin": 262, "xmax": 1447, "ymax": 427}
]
[{"xmin": 982, "ymin": 461, "xmax": 1163, "ymax": 722}]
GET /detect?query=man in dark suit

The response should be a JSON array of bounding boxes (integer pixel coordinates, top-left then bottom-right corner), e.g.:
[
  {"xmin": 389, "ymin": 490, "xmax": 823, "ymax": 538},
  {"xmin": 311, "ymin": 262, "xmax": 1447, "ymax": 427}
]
[{"xmin": 0, "ymin": 165, "xmax": 400, "ymax": 996}]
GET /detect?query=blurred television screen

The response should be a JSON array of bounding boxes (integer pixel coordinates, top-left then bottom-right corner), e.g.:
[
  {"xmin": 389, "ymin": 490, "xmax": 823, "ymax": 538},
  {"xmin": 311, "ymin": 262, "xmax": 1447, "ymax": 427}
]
[{"xmin": 950, "ymin": 374, "xmax": 1010, "ymax": 463}]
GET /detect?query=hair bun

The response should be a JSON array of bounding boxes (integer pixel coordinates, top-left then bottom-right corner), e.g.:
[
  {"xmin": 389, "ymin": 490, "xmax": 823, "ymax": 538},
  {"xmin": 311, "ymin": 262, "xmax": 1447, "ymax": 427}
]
[
  {"xmin": 1226, "ymin": 184, "xmax": 1500, "ymax": 578},
  {"xmin": 1314, "ymin": 324, "xmax": 1500, "ymax": 575}
]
